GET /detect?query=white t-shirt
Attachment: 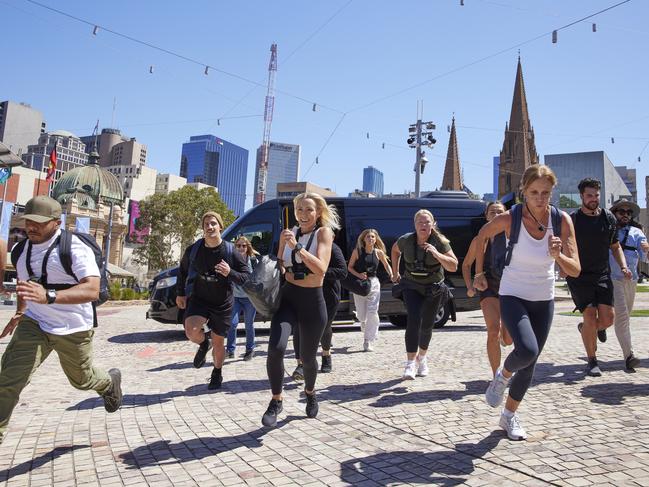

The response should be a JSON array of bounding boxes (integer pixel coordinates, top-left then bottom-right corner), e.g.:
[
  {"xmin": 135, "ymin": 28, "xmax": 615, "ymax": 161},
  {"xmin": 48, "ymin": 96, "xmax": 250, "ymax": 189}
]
[{"xmin": 16, "ymin": 229, "xmax": 101, "ymax": 335}]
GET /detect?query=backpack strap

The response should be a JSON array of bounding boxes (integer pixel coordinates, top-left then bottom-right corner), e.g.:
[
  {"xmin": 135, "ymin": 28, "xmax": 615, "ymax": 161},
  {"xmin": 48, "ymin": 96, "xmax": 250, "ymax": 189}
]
[
  {"xmin": 550, "ymin": 205, "xmax": 562, "ymax": 239},
  {"xmin": 184, "ymin": 239, "xmax": 204, "ymax": 297},
  {"xmin": 10, "ymin": 239, "xmax": 27, "ymax": 271},
  {"xmin": 57, "ymin": 230, "xmax": 79, "ymax": 282},
  {"xmin": 504, "ymin": 204, "xmax": 523, "ymax": 267}
]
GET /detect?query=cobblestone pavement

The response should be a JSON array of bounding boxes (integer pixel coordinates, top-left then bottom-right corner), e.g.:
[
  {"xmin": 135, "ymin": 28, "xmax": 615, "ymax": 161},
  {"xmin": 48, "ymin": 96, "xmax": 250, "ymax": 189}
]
[{"xmin": 0, "ymin": 291, "xmax": 648, "ymax": 486}]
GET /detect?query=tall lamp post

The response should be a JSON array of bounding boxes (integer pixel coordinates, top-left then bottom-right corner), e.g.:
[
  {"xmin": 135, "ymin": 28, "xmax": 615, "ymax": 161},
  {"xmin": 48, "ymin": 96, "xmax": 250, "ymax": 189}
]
[{"xmin": 407, "ymin": 102, "xmax": 436, "ymax": 198}]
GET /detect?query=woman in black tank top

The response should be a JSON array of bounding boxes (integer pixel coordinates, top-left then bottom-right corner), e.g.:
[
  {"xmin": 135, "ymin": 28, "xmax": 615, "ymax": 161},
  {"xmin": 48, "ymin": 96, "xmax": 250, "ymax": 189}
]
[
  {"xmin": 461, "ymin": 201, "xmax": 512, "ymax": 378},
  {"xmin": 347, "ymin": 229, "xmax": 392, "ymax": 351}
]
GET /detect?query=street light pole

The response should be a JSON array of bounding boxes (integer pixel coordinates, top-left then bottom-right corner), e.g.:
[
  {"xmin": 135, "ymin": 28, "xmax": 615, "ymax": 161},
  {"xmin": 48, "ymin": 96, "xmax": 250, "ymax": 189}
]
[
  {"xmin": 414, "ymin": 119, "xmax": 422, "ymax": 198},
  {"xmin": 407, "ymin": 102, "xmax": 436, "ymax": 199}
]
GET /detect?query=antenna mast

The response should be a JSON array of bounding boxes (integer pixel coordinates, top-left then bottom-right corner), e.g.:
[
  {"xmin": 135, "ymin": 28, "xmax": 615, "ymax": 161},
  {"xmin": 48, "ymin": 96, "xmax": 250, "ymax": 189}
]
[{"xmin": 255, "ymin": 43, "xmax": 277, "ymax": 205}]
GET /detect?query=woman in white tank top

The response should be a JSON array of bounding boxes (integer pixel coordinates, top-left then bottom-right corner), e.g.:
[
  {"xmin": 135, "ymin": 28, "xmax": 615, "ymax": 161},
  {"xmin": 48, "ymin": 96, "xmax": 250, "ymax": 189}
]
[{"xmin": 472, "ymin": 166, "xmax": 580, "ymax": 441}]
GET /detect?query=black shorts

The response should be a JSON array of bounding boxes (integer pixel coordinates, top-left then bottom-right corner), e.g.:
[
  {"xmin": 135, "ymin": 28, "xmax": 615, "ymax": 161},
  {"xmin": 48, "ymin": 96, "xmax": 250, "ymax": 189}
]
[
  {"xmin": 479, "ymin": 276, "xmax": 500, "ymax": 302},
  {"xmin": 185, "ymin": 298, "xmax": 232, "ymax": 337},
  {"xmin": 566, "ymin": 275, "xmax": 614, "ymax": 312}
]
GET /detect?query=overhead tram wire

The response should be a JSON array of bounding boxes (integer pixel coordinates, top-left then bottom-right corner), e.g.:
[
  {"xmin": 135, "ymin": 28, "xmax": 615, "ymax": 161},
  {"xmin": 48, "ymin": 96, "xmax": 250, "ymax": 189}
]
[
  {"xmin": 303, "ymin": 113, "xmax": 347, "ymax": 178},
  {"xmin": 346, "ymin": 0, "xmax": 633, "ymax": 114},
  {"xmin": 22, "ymin": 0, "xmax": 345, "ymax": 115}
]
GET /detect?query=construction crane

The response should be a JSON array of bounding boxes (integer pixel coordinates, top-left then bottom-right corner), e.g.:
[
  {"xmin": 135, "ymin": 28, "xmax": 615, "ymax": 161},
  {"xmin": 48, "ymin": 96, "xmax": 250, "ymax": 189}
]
[{"xmin": 255, "ymin": 43, "xmax": 278, "ymax": 205}]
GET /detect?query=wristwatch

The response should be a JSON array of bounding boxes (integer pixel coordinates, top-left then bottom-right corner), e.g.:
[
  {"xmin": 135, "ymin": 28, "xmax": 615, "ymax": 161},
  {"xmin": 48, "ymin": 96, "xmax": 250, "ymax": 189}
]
[
  {"xmin": 46, "ymin": 289, "xmax": 57, "ymax": 305},
  {"xmin": 294, "ymin": 242, "xmax": 304, "ymax": 253}
]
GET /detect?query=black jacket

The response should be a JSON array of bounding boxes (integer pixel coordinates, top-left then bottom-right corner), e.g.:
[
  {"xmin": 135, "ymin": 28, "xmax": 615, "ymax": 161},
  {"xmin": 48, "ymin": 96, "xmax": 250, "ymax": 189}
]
[{"xmin": 323, "ymin": 242, "xmax": 347, "ymax": 307}]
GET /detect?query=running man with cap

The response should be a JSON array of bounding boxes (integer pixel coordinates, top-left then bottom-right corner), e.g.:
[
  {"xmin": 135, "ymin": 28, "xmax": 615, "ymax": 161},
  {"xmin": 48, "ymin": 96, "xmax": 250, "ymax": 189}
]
[
  {"xmin": 176, "ymin": 211, "xmax": 249, "ymax": 390},
  {"xmin": 0, "ymin": 196, "xmax": 123, "ymax": 445},
  {"xmin": 608, "ymin": 198, "xmax": 649, "ymax": 372}
]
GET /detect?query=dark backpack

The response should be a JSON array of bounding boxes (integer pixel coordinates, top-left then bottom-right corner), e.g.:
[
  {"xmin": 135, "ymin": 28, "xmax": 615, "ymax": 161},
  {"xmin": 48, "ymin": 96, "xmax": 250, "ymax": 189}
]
[
  {"xmin": 11, "ymin": 230, "xmax": 110, "ymax": 326},
  {"xmin": 184, "ymin": 239, "xmax": 235, "ymax": 297},
  {"xmin": 490, "ymin": 204, "xmax": 563, "ymax": 280}
]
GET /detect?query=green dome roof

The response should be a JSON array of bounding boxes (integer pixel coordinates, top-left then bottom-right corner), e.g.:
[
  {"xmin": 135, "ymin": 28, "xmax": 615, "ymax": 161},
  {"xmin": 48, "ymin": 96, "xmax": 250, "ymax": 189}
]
[{"xmin": 52, "ymin": 164, "xmax": 124, "ymax": 206}]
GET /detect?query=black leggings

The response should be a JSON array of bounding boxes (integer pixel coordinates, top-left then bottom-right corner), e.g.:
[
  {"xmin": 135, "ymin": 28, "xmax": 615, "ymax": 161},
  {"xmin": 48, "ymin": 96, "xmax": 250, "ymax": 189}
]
[
  {"xmin": 403, "ymin": 288, "xmax": 445, "ymax": 353},
  {"xmin": 294, "ymin": 295, "xmax": 339, "ymax": 358},
  {"xmin": 267, "ymin": 283, "xmax": 327, "ymax": 395},
  {"xmin": 500, "ymin": 295, "xmax": 554, "ymax": 402}
]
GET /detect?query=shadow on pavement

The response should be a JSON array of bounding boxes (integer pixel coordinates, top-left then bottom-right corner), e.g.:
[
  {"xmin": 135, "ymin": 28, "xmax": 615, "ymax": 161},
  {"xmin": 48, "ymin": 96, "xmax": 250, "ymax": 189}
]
[
  {"xmin": 367, "ymin": 380, "xmax": 489, "ymax": 408},
  {"xmin": 108, "ymin": 330, "xmax": 186, "ymax": 344},
  {"xmin": 436, "ymin": 325, "xmax": 486, "ymax": 332},
  {"xmin": 339, "ymin": 431, "xmax": 505, "ymax": 486},
  {"xmin": 319, "ymin": 378, "xmax": 406, "ymax": 405},
  {"xmin": 0, "ymin": 444, "xmax": 90, "ymax": 481},
  {"xmin": 581, "ymin": 382, "xmax": 649, "ymax": 405},
  {"xmin": 118, "ymin": 417, "xmax": 299, "ymax": 468}
]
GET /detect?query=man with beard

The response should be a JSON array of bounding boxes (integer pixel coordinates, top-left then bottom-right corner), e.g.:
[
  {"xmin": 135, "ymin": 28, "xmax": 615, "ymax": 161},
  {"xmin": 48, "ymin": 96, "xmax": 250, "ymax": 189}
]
[
  {"xmin": 608, "ymin": 198, "xmax": 649, "ymax": 372},
  {"xmin": 568, "ymin": 179, "xmax": 632, "ymax": 377}
]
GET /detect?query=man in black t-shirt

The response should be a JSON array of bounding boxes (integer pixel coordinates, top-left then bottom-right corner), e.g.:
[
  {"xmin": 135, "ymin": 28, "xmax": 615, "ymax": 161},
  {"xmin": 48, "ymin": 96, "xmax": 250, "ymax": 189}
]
[
  {"xmin": 176, "ymin": 212, "xmax": 249, "ymax": 389},
  {"xmin": 567, "ymin": 179, "xmax": 631, "ymax": 377}
]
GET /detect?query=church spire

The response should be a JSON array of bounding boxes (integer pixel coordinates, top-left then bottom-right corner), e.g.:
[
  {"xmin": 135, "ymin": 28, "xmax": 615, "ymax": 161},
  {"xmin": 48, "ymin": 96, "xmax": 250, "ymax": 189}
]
[
  {"xmin": 441, "ymin": 117, "xmax": 462, "ymax": 191},
  {"xmin": 498, "ymin": 57, "xmax": 539, "ymax": 198}
]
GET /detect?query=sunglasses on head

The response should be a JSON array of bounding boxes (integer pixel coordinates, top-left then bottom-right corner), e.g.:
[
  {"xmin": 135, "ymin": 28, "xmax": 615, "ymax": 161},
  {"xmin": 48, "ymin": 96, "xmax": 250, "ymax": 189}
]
[{"xmin": 616, "ymin": 209, "xmax": 633, "ymax": 216}]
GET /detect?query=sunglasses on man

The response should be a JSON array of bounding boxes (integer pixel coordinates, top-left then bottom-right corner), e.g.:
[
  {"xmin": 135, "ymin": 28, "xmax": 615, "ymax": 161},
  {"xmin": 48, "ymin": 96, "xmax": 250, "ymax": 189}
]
[{"xmin": 615, "ymin": 209, "xmax": 633, "ymax": 216}]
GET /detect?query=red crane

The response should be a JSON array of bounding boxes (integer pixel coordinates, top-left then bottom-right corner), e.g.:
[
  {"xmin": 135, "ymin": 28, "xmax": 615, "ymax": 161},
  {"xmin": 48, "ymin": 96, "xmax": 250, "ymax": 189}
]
[{"xmin": 255, "ymin": 43, "xmax": 278, "ymax": 205}]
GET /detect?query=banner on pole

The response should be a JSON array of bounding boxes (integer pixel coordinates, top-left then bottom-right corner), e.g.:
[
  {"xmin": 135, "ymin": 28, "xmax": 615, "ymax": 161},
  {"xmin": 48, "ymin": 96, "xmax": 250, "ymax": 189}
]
[
  {"xmin": 0, "ymin": 202, "xmax": 14, "ymax": 241},
  {"xmin": 75, "ymin": 216, "xmax": 90, "ymax": 234}
]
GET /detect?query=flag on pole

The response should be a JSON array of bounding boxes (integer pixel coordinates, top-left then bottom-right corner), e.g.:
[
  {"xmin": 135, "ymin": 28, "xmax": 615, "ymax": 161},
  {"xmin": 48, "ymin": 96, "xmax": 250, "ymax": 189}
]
[
  {"xmin": 0, "ymin": 167, "xmax": 11, "ymax": 185},
  {"xmin": 46, "ymin": 144, "xmax": 57, "ymax": 182},
  {"xmin": 75, "ymin": 216, "xmax": 90, "ymax": 234}
]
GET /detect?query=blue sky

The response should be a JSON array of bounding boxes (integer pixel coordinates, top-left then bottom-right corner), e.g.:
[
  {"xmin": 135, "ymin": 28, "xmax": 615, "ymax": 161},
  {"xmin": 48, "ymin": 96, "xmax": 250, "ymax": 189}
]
[{"xmin": 2, "ymin": 0, "xmax": 647, "ymax": 210}]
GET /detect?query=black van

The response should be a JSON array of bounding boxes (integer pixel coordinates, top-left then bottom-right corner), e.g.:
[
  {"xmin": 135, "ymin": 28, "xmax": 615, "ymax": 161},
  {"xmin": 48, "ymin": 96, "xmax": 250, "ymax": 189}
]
[{"xmin": 147, "ymin": 192, "xmax": 486, "ymax": 328}]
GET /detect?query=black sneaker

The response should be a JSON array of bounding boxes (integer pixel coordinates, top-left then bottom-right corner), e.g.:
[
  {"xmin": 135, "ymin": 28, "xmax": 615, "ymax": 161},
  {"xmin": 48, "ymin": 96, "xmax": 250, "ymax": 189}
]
[
  {"xmin": 261, "ymin": 399, "xmax": 283, "ymax": 427},
  {"xmin": 626, "ymin": 353, "xmax": 640, "ymax": 372},
  {"xmin": 292, "ymin": 364, "xmax": 304, "ymax": 382},
  {"xmin": 227, "ymin": 351, "xmax": 235, "ymax": 359},
  {"xmin": 305, "ymin": 392, "xmax": 319, "ymax": 418},
  {"xmin": 586, "ymin": 358, "xmax": 602, "ymax": 377},
  {"xmin": 243, "ymin": 349, "xmax": 255, "ymax": 361},
  {"xmin": 193, "ymin": 338, "xmax": 211, "ymax": 368},
  {"xmin": 320, "ymin": 355, "xmax": 332, "ymax": 373},
  {"xmin": 103, "ymin": 368, "xmax": 123, "ymax": 413},
  {"xmin": 577, "ymin": 322, "xmax": 583, "ymax": 334},
  {"xmin": 208, "ymin": 368, "xmax": 223, "ymax": 390},
  {"xmin": 597, "ymin": 329, "xmax": 607, "ymax": 343}
]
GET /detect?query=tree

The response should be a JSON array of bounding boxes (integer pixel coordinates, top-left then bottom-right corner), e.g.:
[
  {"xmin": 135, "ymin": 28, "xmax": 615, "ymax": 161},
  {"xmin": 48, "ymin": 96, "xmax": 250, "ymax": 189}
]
[{"xmin": 133, "ymin": 186, "xmax": 236, "ymax": 272}]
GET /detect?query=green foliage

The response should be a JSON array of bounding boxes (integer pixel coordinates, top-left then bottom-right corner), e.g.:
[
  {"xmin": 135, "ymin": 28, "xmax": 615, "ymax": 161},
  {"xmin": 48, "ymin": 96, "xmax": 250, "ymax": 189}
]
[
  {"xmin": 109, "ymin": 281, "xmax": 122, "ymax": 300},
  {"xmin": 133, "ymin": 186, "xmax": 236, "ymax": 273},
  {"xmin": 120, "ymin": 288, "xmax": 136, "ymax": 300}
]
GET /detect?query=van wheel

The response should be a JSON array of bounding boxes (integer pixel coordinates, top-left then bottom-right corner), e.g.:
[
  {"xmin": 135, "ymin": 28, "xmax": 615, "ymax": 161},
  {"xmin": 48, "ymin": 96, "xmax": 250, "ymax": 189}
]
[
  {"xmin": 389, "ymin": 315, "xmax": 407, "ymax": 328},
  {"xmin": 433, "ymin": 303, "xmax": 451, "ymax": 329}
]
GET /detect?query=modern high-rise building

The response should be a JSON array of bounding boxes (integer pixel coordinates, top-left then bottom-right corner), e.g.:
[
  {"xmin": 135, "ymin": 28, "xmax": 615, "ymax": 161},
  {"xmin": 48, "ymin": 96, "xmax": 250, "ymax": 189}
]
[
  {"xmin": 615, "ymin": 165, "xmax": 637, "ymax": 203},
  {"xmin": 80, "ymin": 128, "xmax": 147, "ymax": 167},
  {"xmin": 0, "ymin": 101, "xmax": 46, "ymax": 156},
  {"xmin": 254, "ymin": 142, "xmax": 301, "ymax": 202},
  {"xmin": 363, "ymin": 166, "xmax": 384, "ymax": 197},
  {"xmin": 180, "ymin": 135, "xmax": 248, "ymax": 215},
  {"xmin": 21, "ymin": 130, "xmax": 88, "ymax": 187},
  {"xmin": 545, "ymin": 151, "xmax": 631, "ymax": 210}
]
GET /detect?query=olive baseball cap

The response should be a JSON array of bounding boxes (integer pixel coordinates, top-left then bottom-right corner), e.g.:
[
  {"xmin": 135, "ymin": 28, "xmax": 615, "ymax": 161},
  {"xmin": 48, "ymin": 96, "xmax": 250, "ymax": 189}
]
[{"xmin": 22, "ymin": 196, "xmax": 62, "ymax": 223}]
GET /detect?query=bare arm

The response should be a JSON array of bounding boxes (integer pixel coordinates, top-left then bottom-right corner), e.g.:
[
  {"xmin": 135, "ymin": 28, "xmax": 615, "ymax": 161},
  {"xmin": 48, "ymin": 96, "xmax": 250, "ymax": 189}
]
[
  {"xmin": 390, "ymin": 242, "xmax": 401, "ymax": 283},
  {"xmin": 347, "ymin": 248, "xmax": 366, "ymax": 279},
  {"xmin": 610, "ymin": 241, "xmax": 632, "ymax": 280},
  {"xmin": 377, "ymin": 249, "xmax": 393, "ymax": 280},
  {"xmin": 552, "ymin": 212, "xmax": 581, "ymax": 278},
  {"xmin": 17, "ymin": 276, "xmax": 100, "ymax": 305},
  {"xmin": 462, "ymin": 237, "xmax": 478, "ymax": 297}
]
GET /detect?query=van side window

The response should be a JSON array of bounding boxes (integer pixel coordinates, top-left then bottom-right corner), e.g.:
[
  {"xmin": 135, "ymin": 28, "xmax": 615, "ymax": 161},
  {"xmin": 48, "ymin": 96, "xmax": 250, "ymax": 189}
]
[{"xmin": 230, "ymin": 223, "xmax": 273, "ymax": 255}]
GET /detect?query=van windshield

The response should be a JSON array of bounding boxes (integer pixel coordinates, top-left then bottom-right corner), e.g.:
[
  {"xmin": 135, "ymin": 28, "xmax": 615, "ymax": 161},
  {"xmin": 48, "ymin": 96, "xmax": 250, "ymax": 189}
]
[{"xmin": 225, "ymin": 222, "xmax": 273, "ymax": 256}]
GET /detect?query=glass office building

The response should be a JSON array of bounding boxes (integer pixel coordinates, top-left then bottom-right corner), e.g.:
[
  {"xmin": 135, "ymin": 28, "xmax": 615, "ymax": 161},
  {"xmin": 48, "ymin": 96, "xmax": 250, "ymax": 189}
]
[
  {"xmin": 362, "ymin": 166, "xmax": 384, "ymax": 197},
  {"xmin": 180, "ymin": 135, "xmax": 248, "ymax": 216},
  {"xmin": 254, "ymin": 142, "xmax": 301, "ymax": 202}
]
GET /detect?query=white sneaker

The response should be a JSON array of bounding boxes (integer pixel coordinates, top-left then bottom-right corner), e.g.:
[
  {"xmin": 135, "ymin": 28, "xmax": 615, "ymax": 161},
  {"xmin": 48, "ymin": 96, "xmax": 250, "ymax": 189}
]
[
  {"xmin": 499, "ymin": 411, "xmax": 527, "ymax": 441},
  {"xmin": 416, "ymin": 355, "xmax": 429, "ymax": 377},
  {"xmin": 363, "ymin": 341, "xmax": 374, "ymax": 352},
  {"xmin": 485, "ymin": 368, "xmax": 509, "ymax": 408},
  {"xmin": 402, "ymin": 361, "xmax": 417, "ymax": 380}
]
